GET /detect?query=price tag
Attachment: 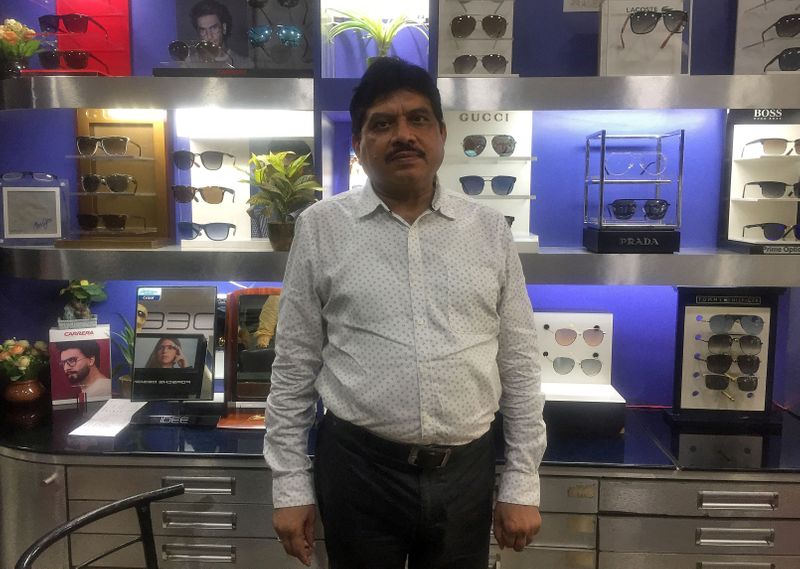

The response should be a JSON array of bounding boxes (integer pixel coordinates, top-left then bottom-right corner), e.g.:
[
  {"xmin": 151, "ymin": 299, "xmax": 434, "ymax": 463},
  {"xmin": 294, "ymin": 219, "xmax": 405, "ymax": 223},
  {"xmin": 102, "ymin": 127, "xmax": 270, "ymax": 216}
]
[{"xmin": 563, "ymin": 0, "xmax": 602, "ymax": 11}]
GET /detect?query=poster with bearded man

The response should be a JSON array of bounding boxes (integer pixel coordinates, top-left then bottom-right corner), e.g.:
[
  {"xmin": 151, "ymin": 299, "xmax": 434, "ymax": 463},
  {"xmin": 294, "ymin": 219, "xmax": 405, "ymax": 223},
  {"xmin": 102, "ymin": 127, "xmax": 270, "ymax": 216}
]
[{"xmin": 49, "ymin": 325, "xmax": 111, "ymax": 405}]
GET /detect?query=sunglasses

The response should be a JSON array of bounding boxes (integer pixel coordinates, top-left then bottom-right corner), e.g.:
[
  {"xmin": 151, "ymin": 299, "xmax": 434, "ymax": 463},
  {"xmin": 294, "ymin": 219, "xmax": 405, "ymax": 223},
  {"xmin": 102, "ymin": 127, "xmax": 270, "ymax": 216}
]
[
  {"xmin": 762, "ymin": 13, "xmax": 800, "ymax": 44},
  {"xmin": 543, "ymin": 352, "xmax": 603, "ymax": 376},
  {"xmin": 608, "ymin": 199, "xmax": 670, "ymax": 221},
  {"xmin": 742, "ymin": 223, "xmax": 800, "ymax": 241},
  {"xmin": 77, "ymin": 136, "xmax": 142, "ymax": 157},
  {"xmin": 604, "ymin": 152, "xmax": 667, "ymax": 176},
  {"xmin": 705, "ymin": 374, "xmax": 759, "ymax": 393},
  {"xmin": 172, "ymin": 185, "xmax": 236, "ymax": 204},
  {"xmin": 77, "ymin": 213, "xmax": 147, "ymax": 231},
  {"xmin": 741, "ymin": 138, "xmax": 800, "ymax": 157},
  {"xmin": 462, "ymin": 134, "xmax": 516, "ymax": 157},
  {"xmin": 764, "ymin": 47, "xmax": 800, "ymax": 72},
  {"xmin": 173, "ymin": 150, "xmax": 236, "ymax": 171},
  {"xmin": 81, "ymin": 173, "xmax": 138, "ymax": 194},
  {"xmin": 39, "ymin": 50, "xmax": 109, "ymax": 73},
  {"xmin": 700, "ymin": 314, "xmax": 765, "ymax": 335},
  {"xmin": 38, "ymin": 13, "xmax": 108, "ymax": 37},
  {"xmin": 451, "ymin": 15, "xmax": 508, "ymax": 39},
  {"xmin": 697, "ymin": 334, "xmax": 762, "ymax": 356},
  {"xmin": 248, "ymin": 25, "xmax": 304, "ymax": 48},
  {"xmin": 1, "ymin": 171, "xmax": 57, "ymax": 182},
  {"xmin": 169, "ymin": 40, "xmax": 221, "ymax": 63},
  {"xmin": 459, "ymin": 175, "xmax": 516, "ymax": 196},
  {"xmin": 178, "ymin": 222, "xmax": 237, "ymax": 241},
  {"xmin": 620, "ymin": 8, "xmax": 688, "ymax": 49},
  {"xmin": 543, "ymin": 324, "xmax": 605, "ymax": 347},
  {"xmin": 742, "ymin": 180, "xmax": 799, "ymax": 199},
  {"xmin": 453, "ymin": 54, "xmax": 508, "ymax": 74},
  {"xmin": 697, "ymin": 354, "xmax": 761, "ymax": 375}
]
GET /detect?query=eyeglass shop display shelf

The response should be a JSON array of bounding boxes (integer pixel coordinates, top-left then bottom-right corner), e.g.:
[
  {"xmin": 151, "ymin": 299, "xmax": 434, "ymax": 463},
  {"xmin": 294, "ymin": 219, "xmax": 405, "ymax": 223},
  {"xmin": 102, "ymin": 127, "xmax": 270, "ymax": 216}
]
[{"xmin": 4, "ymin": 405, "xmax": 800, "ymax": 569}]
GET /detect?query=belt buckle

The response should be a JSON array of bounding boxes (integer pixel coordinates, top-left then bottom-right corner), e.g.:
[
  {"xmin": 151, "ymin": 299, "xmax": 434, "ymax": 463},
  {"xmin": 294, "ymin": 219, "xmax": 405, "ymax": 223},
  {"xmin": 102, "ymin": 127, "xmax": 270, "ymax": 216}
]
[{"xmin": 408, "ymin": 445, "xmax": 452, "ymax": 469}]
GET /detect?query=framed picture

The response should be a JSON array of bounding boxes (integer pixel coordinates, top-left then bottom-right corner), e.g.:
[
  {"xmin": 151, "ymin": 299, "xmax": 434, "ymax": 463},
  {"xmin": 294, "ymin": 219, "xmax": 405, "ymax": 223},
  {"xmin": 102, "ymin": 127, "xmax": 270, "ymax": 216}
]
[{"xmin": 2, "ymin": 186, "xmax": 62, "ymax": 239}]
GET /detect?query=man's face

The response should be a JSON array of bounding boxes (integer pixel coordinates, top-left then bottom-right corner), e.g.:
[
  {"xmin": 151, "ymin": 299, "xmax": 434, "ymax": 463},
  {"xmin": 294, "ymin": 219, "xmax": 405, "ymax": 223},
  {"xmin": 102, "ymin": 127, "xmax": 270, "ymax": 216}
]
[
  {"xmin": 353, "ymin": 89, "xmax": 446, "ymax": 196},
  {"xmin": 59, "ymin": 348, "xmax": 93, "ymax": 385},
  {"xmin": 196, "ymin": 14, "xmax": 224, "ymax": 45}
]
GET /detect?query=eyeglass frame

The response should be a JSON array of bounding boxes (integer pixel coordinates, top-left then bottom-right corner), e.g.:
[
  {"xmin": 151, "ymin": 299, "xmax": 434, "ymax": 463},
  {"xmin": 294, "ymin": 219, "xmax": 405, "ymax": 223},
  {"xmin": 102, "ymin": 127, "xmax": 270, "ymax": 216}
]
[
  {"xmin": 59, "ymin": 355, "xmax": 89, "ymax": 368},
  {"xmin": 763, "ymin": 46, "xmax": 800, "ymax": 72},
  {"xmin": 704, "ymin": 373, "xmax": 759, "ymax": 393},
  {"xmin": 741, "ymin": 138, "xmax": 800, "ymax": 157},
  {"xmin": 742, "ymin": 223, "xmax": 800, "ymax": 241},
  {"xmin": 38, "ymin": 13, "xmax": 109, "ymax": 38},
  {"xmin": 38, "ymin": 49, "xmax": 110, "ymax": 73},
  {"xmin": 77, "ymin": 213, "xmax": 148, "ymax": 231},
  {"xmin": 171, "ymin": 185, "xmax": 236, "ymax": 204},
  {"xmin": 542, "ymin": 351, "xmax": 603, "ymax": 376},
  {"xmin": 619, "ymin": 8, "xmax": 689, "ymax": 50},
  {"xmin": 695, "ymin": 353, "xmax": 761, "ymax": 375},
  {"xmin": 178, "ymin": 222, "xmax": 237, "ymax": 241},
  {"xmin": 1, "ymin": 171, "xmax": 58, "ymax": 182},
  {"xmin": 81, "ymin": 173, "xmax": 138, "ymax": 194},
  {"xmin": 76, "ymin": 136, "xmax": 142, "ymax": 158},
  {"xmin": 172, "ymin": 150, "xmax": 236, "ymax": 171},
  {"xmin": 742, "ymin": 180, "xmax": 799, "ymax": 199}
]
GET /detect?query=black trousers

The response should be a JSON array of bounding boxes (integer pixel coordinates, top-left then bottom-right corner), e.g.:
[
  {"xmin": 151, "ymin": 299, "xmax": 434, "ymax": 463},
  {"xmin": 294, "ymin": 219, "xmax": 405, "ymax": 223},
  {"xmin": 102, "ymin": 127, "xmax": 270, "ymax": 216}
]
[{"xmin": 313, "ymin": 413, "xmax": 495, "ymax": 569}]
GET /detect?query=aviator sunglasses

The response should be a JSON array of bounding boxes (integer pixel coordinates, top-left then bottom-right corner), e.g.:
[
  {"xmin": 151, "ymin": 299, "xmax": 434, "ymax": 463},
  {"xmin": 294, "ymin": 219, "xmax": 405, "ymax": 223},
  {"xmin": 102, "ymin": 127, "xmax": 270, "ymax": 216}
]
[
  {"xmin": 761, "ymin": 14, "xmax": 800, "ymax": 44},
  {"xmin": 543, "ymin": 324, "xmax": 605, "ymax": 347},
  {"xmin": 608, "ymin": 198, "xmax": 670, "ymax": 221},
  {"xmin": 763, "ymin": 47, "xmax": 800, "ymax": 72},
  {"xmin": 742, "ymin": 222, "xmax": 800, "ymax": 241},
  {"xmin": 77, "ymin": 136, "xmax": 142, "ymax": 157},
  {"xmin": 742, "ymin": 180, "xmax": 799, "ymax": 198},
  {"xmin": 459, "ymin": 175, "xmax": 516, "ymax": 196},
  {"xmin": 462, "ymin": 134, "xmax": 516, "ymax": 157},
  {"xmin": 696, "ymin": 333, "xmax": 762, "ymax": 355},
  {"xmin": 173, "ymin": 150, "xmax": 236, "ymax": 170},
  {"xmin": 172, "ymin": 185, "xmax": 235, "ymax": 204},
  {"xmin": 451, "ymin": 15, "xmax": 508, "ymax": 39},
  {"xmin": 698, "ymin": 314, "xmax": 765, "ymax": 335},
  {"xmin": 453, "ymin": 53, "xmax": 508, "ymax": 74},
  {"xmin": 178, "ymin": 222, "xmax": 237, "ymax": 241},
  {"xmin": 740, "ymin": 137, "xmax": 800, "ymax": 157},
  {"xmin": 704, "ymin": 374, "xmax": 759, "ymax": 393},
  {"xmin": 620, "ymin": 8, "xmax": 688, "ymax": 49},
  {"xmin": 696, "ymin": 354, "xmax": 761, "ymax": 375},
  {"xmin": 81, "ymin": 173, "xmax": 137, "ymax": 194},
  {"xmin": 543, "ymin": 352, "xmax": 603, "ymax": 376},
  {"xmin": 39, "ymin": 50, "xmax": 109, "ymax": 73},
  {"xmin": 39, "ymin": 13, "xmax": 108, "ymax": 37},
  {"xmin": 169, "ymin": 40, "xmax": 221, "ymax": 63}
]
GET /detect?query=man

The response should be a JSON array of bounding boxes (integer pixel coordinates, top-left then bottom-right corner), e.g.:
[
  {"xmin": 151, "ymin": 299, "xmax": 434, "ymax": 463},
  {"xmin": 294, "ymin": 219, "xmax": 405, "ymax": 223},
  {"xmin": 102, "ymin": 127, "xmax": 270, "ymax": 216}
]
[
  {"xmin": 189, "ymin": 0, "xmax": 252, "ymax": 68},
  {"xmin": 56, "ymin": 340, "xmax": 110, "ymax": 401},
  {"xmin": 264, "ymin": 58, "xmax": 546, "ymax": 568}
]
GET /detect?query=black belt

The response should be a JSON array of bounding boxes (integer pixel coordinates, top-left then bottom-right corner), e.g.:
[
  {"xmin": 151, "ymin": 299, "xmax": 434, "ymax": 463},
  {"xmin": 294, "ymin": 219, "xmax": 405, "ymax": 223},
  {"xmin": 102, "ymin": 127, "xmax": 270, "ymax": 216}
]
[{"xmin": 323, "ymin": 412, "xmax": 485, "ymax": 470}]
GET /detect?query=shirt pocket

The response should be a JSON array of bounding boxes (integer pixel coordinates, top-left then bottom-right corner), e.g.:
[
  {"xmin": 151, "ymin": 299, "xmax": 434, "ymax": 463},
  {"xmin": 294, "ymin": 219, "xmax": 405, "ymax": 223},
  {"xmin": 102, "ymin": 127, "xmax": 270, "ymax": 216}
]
[{"xmin": 446, "ymin": 261, "xmax": 501, "ymax": 335}]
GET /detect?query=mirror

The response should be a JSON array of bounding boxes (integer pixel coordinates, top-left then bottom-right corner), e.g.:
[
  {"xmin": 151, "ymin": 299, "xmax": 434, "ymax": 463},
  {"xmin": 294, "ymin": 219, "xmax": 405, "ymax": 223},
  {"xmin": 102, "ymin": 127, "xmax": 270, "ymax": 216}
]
[{"xmin": 225, "ymin": 287, "xmax": 282, "ymax": 402}]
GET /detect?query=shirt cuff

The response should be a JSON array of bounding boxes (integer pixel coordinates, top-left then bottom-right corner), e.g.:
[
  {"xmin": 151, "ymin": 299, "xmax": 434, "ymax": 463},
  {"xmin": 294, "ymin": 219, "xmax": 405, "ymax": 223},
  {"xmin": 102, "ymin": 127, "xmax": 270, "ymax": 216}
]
[
  {"xmin": 271, "ymin": 470, "xmax": 317, "ymax": 509},
  {"xmin": 497, "ymin": 469, "xmax": 540, "ymax": 507}
]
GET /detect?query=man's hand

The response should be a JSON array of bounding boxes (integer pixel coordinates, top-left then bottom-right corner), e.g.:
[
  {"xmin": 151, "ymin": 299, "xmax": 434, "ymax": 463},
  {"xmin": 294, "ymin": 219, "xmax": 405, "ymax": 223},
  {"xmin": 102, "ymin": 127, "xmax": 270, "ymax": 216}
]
[
  {"xmin": 493, "ymin": 502, "xmax": 541, "ymax": 552},
  {"xmin": 273, "ymin": 505, "xmax": 316, "ymax": 566}
]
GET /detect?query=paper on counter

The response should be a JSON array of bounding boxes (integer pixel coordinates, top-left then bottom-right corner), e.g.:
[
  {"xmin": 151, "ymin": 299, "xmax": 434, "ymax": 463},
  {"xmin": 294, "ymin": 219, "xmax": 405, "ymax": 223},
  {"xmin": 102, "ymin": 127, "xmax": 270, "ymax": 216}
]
[{"xmin": 69, "ymin": 399, "xmax": 148, "ymax": 437}]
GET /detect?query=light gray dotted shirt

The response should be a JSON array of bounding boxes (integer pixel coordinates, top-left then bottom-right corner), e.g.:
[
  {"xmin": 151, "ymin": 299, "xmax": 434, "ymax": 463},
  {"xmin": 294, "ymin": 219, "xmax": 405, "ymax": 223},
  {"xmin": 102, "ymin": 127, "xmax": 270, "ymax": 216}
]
[{"xmin": 264, "ymin": 180, "xmax": 546, "ymax": 509}]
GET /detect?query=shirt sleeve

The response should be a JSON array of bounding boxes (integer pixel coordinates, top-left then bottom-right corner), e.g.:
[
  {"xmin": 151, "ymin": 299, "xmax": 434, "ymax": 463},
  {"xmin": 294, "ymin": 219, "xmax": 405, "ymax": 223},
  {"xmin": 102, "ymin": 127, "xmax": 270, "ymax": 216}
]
[
  {"xmin": 254, "ymin": 295, "xmax": 280, "ymax": 346},
  {"xmin": 263, "ymin": 214, "xmax": 324, "ymax": 508},
  {"xmin": 495, "ymin": 220, "xmax": 547, "ymax": 507}
]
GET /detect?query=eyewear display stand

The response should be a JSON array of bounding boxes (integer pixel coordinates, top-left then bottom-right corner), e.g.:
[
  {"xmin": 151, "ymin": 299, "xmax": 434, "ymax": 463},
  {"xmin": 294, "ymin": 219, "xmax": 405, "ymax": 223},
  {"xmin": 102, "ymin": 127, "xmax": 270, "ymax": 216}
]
[
  {"xmin": 598, "ymin": 0, "xmax": 692, "ymax": 76},
  {"xmin": 56, "ymin": 108, "xmax": 172, "ymax": 250},
  {"xmin": 734, "ymin": 0, "xmax": 800, "ymax": 75},
  {"xmin": 537, "ymin": 311, "xmax": 625, "ymax": 437},
  {"xmin": 667, "ymin": 287, "xmax": 781, "ymax": 430},
  {"xmin": 721, "ymin": 108, "xmax": 800, "ymax": 255},
  {"xmin": 437, "ymin": 0, "xmax": 515, "ymax": 77},
  {"xmin": 439, "ymin": 110, "xmax": 538, "ymax": 252},
  {"xmin": 583, "ymin": 129, "xmax": 684, "ymax": 253}
]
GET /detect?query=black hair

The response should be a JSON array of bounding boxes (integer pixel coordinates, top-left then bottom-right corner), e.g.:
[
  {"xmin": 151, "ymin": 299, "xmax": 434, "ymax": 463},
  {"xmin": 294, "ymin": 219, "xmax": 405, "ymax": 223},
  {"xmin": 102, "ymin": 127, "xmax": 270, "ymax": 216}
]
[
  {"xmin": 56, "ymin": 340, "xmax": 100, "ymax": 361},
  {"xmin": 350, "ymin": 58, "xmax": 444, "ymax": 136},
  {"xmin": 190, "ymin": 0, "xmax": 233, "ymax": 40}
]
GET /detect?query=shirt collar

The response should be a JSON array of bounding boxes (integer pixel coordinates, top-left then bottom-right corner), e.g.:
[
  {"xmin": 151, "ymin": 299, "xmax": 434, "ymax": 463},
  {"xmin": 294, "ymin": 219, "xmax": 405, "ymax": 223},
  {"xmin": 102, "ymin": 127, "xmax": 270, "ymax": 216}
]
[{"xmin": 354, "ymin": 178, "xmax": 457, "ymax": 220}]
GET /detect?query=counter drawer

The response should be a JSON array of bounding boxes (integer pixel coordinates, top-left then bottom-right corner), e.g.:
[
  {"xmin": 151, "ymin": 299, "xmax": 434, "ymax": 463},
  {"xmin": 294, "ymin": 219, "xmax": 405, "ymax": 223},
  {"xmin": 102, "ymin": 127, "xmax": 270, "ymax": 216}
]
[
  {"xmin": 540, "ymin": 477, "xmax": 599, "ymax": 514},
  {"xmin": 490, "ymin": 546, "xmax": 596, "ymax": 569},
  {"xmin": 493, "ymin": 513, "xmax": 595, "ymax": 550},
  {"xmin": 69, "ymin": 500, "xmax": 277, "ymax": 538},
  {"xmin": 600, "ymin": 516, "xmax": 800, "ymax": 555},
  {"xmin": 600, "ymin": 479, "xmax": 800, "ymax": 517},
  {"xmin": 68, "ymin": 466, "xmax": 271, "ymax": 504},
  {"xmin": 71, "ymin": 534, "xmax": 326, "ymax": 568},
  {"xmin": 600, "ymin": 552, "xmax": 800, "ymax": 569}
]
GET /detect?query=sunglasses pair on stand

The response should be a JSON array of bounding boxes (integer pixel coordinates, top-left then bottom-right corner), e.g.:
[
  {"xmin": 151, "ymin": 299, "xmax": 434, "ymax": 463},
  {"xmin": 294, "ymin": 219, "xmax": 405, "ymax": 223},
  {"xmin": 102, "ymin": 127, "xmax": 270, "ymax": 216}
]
[
  {"xmin": 543, "ymin": 351, "xmax": 603, "ymax": 376},
  {"xmin": 81, "ymin": 173, "xmax": 137, "ymax": 194},
  {"xmin": 77, "ymin": 136, "xmax": 142, "ymax": 157},
  {"xmin": 696, "ymin": 333, "xmax": 762, "ymax": 355},
  {"xmin": 741, "ymin": 137, "xmax": 800, "ymax": 157},
  {"xmin": 459, "ymin": 175, "xmax": 515, "ymax": 195},
  {"xmin": 698, "ymin": 314, "xmax": 765, "ymax": 335},
  {"xmin": 607, "ymin": 198, "xmax": 670, "ymax": 221},
  {"xmin": 77, "ymin": 213, "xmax": 146, "ymax": 231},
  {"xmin": 173, "ymin": 150, "xmax": 235, "ymax": 170},
  {"xmin": 742, "ymin": 180, "xmax": 799, "ymax": 198},
  {"xmin": 742, "ymin": 223, "xmax": 800, "ymax": 241},
  {"xmin": 169, "ymin": 40, "xmax": 222, "ymax": 63},
  {"xmin": 451, "ymin": 15, "xmax": 507, "ymax": 39},
  {"xmin": 178, "ymin": 222, "xmax": 236, "ymax": 241},
  {"xmin": 543, "ymin": 324, "xmax": 605, "ymax": 347},
  {"xmin": 696, "ymin": 353, "xmax": 761, "ymax": 375},
  {"xmin": 703, "ymin": 373, "xmax": 759, "ymax": 393},
  {"xmin": 172, "ymin": 185, "xmax": 235, "ymax": 204},
  {"xmin": 39, "ymin": 50, "xmax": 109, "ymax": 72},
  {"xmin": 462, "ymin": 134, "xmax": 516, "ymax": 157},
  {"xmin": 453, "ymin": 53, "xmax": 507, "ymax": 74},
  {"xmin": 620, "ymin": 8, "xmax": 688, "ymax": 49},
  {"xmin": 1, "ymin": 171, "xmax": 57, "ymax": 182}
]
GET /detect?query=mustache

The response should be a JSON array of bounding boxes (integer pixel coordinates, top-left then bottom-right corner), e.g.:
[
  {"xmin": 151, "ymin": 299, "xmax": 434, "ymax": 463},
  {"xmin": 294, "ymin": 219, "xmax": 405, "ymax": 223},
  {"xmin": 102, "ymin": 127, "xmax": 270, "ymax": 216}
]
[{"xmin": 386, "ymin": 145, "xmax": 425, "ymax": 161}]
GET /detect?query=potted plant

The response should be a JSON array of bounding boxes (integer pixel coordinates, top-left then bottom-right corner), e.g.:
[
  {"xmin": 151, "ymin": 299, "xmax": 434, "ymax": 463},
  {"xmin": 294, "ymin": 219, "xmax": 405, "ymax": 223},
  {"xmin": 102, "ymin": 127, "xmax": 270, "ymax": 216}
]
[
  {"xmin": 58, "ymin": 280, "xmax": 107, "ymax": 328},
  {"xmin": 111, "ymin": 313, "xmax": 135, "ymax": 398},
  {"xmin": 325, "ymin": 9, "xmax": 428, "ymax": 67},
  {"xmin": 242, "ymin": 151, "xmax": 321, "ymax": 251},
  {"xmin": 0, "ymin": 338, "xmax": 49, "ymax": 404},
  {"xmin": 0, "ymin": 18, "xmax": 41, "ymax": 79}
]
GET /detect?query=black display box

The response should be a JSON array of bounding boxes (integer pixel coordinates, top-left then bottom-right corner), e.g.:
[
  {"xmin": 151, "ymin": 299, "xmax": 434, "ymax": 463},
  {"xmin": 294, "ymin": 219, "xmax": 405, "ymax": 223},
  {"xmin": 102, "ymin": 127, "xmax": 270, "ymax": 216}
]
[{"xmin": 583, "ymin": 227, "xmax": 680, "ymax": 254}]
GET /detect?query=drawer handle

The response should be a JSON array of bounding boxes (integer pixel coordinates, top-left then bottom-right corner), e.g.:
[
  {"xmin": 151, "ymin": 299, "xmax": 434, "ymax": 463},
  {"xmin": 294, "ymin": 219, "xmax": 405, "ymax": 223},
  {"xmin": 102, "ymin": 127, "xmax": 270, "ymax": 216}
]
[
  {"xmin": 697, "ymin": 491, "xmax": 778, "ymax": 511},
  {"xmin": 696, "ymin": 527, "xmax": 775, "ymax": 547},
  {"xmin": 162, "ymin": 476, "xmax": 235, "ymax": 495},
  {"xmin": 162, "ymin": 510, "xmax": 237, "ymax": 530},
  {"xmin": 698, "ymin": 563, "xmax": 775, "ymax": 569},
  {"xmin": 488, "ymin": 553, "xmax": 501, "ymax": 569},
  {"xmin": 162, "ymin": 543, "xmax": 235, "ymax": 562}
]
